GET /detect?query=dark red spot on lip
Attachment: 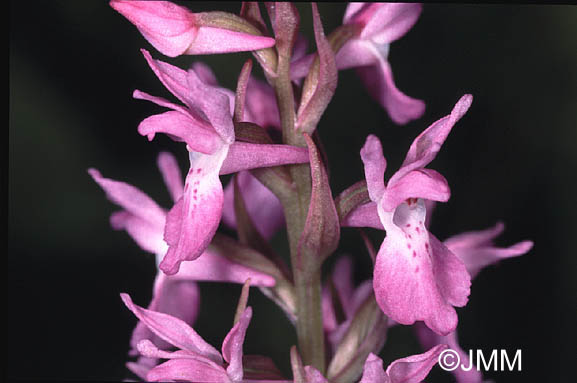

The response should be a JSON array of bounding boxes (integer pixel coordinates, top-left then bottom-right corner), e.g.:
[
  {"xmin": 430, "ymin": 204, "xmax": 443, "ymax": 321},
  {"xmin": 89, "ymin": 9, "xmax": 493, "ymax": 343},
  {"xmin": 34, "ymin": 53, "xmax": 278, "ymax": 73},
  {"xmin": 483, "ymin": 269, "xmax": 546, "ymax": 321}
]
[
  {"xmin": 196, "ymin": 168, "xmax": 202, "ymax": 174},
  {"xmin": 412, "ymin": 250, "xmax": 417, "ymax": 257},
  {"xmin": 406, "ymin": 223, "xmax": 411, "ymax": 227},
  {"xmin": 193, "ymin": 188, "xmax": 198, "ymax": 194},
  {"xmin": 415, "ymin": 227, "xmax": 420, "ymax": 234},
  {"xmin": 407, "ymin": 243, "xmax": 412, "ymax": 249}
]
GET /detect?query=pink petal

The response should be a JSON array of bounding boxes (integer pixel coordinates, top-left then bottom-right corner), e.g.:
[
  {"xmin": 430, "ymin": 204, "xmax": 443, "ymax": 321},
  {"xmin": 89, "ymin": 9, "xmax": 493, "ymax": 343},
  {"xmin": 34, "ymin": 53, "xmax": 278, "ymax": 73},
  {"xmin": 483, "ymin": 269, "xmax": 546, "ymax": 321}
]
[
  {"xmin": 220, "ymin": 142, "xmax": 309, "ymax": 175},
  {"xmin": 335, "ymin": 39, "xmax": 380, "ymax": 70},
  {"xmin": 341, "ymin": 202, "xmax": 383, "ymax": 230},
  {"xmin": 110, "ymin": 1, "xmax": 198, "ymax": 58},
  {"xmin": 88, "ymin": 168, "xmax": 165, "ymax": 228},
  {"xmin": 373, "ymin": 201, "xmax": 462, "ymax": 335},
  {"xmin": 343, "ymin": 3, "xmax": 368, "ymax": 25},
  {"xmin": 171, "ymin": 249, "xmax": 276, "ymax": 287},
  {"xmin": 157, "ymin": 151, "xmax": 184, "ymax": 202},
  {"xmin": 110, "ymin": 211, "xmax": 167, "ymax": 256},
  {"xmin": 184, "ymin": 25, "xmax": 276, "ymax": 55},
  {"xmin": 361, "ymin": 3, "xmax": 422, "ymax": 44},
  {"xmin": 222, "ymin": 307, "xmax": 253, "ymax": 381},
  {"xmin": 429, "ymin": 235, "xmax": 471, "ymax": 308},
  {"xmin": 126, "ymin": 356, "xmax": 158, "ymax": 381},
  {"xmin": 186, "ymin": 68, "xmax": 235, "ymax": 144},
  {"xmin": 304, "ymin": 366, "xmax": 328, "ymax": 383},
  {"xmin": 137, "ymin": 110, "xmax": 222, "ymax": 155},
  {"xmin": 356, "ymin": 54, "xmax": 425, "ymax": 125},
  {"xmin": 245, "ymin": 76, "xmax": 281, "ymax": 129},
  {"xmin": 331, "ymin": 256, "xmax": 355, "ymax": 317},
  {"xmin": 381, "ymin": 169, "xmax": 450, "ymax": 212},
  {"xmin": 161, "ymin": 148, "xmax": 228, "ymax": 275},
  {"xmin": 120, "ymin": 293, "xmax": 223, "ymax": 364},
  {"xmin": 415, "ymin": 322, "xmax": 484, "ymax": 383},
  {"xmin": 385, "ymin": 344, "xmax": 447, "ymax": 383},
  {"xmin": 390, "ymin": 94, "xmax": 473, "ymax": 184},
  {"xmin": 130, "ymin": 273, "xmax": 200, "ymax": 354},
  {"xmin": 222, "ymin": 170, "xmax": 284, "ymax": 240},
  {"xmin": 146, "ymin": 358, "xmax": 229, "ymax": 383},
  {"xmin": 360, "ymin": 135, "xmax": 387, "ymax": 202},
  {"xmin": 445, "ymin": 222, "xmax": 534, "ymax": 278},
  {"xmin": 359, "ymin": 353, "xmax": 391, "ymax": 383}
]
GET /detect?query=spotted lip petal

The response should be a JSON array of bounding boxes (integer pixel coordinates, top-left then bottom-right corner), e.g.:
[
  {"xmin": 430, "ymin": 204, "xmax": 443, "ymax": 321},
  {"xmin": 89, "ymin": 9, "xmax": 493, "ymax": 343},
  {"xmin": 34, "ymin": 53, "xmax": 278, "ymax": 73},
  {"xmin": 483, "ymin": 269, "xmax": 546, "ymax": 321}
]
[
  {"xmin": 161, "ymin": 148, "xmax": 228, "ymax": 275},
  {"xmin": 373, "ymin": 200, "xmax": 470, "ymax": 335}
]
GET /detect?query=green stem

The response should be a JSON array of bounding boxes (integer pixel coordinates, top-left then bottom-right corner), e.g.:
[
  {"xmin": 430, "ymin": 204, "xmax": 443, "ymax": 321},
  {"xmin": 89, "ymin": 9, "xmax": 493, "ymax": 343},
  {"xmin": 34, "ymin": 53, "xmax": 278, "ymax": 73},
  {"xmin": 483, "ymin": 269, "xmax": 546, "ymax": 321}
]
[{"xmin": 272, "ymin": 44, "xmax": 325, "ymax": 373}]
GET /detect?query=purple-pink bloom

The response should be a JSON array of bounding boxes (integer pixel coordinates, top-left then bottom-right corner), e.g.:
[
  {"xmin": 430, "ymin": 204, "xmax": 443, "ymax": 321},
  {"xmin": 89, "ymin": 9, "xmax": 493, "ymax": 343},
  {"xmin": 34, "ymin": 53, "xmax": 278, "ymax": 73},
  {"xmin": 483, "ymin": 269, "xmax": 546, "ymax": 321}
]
[
  {"xmin": 292, "ymin": 3, "xmax": 424, "ymax": 125},
  {"xmin": 134, "ymin": 49, "xmax": 308, "ymax": 274},
  {"xmin": 358, "ymin": 95, "xmax": 473, "ymax": 335},
  {"xmin": 110, "ymin": 0, "xmax": 276, "ymax": 57},
  {"xmin": 359, "ymin": 345, "xmax": 447, "ymax": 383},
  {"xmin": 121, "ymin": 293, "xmax": 252, "ymax": 382},
  {"xmin": 413, "ymin": 222, "xmax": 533, "ymax": 382}
]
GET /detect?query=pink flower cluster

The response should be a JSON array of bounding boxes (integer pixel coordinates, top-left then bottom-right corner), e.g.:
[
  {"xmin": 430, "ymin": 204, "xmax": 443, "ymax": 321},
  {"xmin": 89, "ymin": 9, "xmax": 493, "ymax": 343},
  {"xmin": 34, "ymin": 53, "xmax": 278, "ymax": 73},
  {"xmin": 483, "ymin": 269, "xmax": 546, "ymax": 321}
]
[{"xmin": 91, "ymin": 2, "xmax": 533, "ymax": 382}]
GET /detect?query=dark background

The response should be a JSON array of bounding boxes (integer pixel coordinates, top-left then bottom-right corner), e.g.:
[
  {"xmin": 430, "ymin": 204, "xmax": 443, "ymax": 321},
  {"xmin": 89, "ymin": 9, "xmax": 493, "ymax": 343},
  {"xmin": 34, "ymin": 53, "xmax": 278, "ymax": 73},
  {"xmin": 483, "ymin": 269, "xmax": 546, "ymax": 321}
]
[{"xmin": 9, "ymin": 1, "xmax": 577, "ymax": 382}]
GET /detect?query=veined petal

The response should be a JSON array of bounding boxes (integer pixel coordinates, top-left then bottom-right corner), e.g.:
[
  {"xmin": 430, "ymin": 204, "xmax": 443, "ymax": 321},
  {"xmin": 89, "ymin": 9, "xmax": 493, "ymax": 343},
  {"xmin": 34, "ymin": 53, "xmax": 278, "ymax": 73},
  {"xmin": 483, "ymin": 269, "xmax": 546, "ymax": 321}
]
[
  {"xmin": 161, "ymin": 147, "xmax": 228, "ymax": 275},
  {"xmin": 120, "ymin": 293, "xmax": 223, "ymax": 364},
  {"xmin": 360, "ymin": 135, "xmax": 387, "ymax": 202},
  {"xmin": 362, "ymin": 3, "xmax": 422, "ymax": 44},
  {"xmin": 137, "ymin": 110, "xmax": 222, "ymax": 155},
  {"xmin": 390, "ymin": 94, "xmax": 473, "ymax": 184},
  {"xmin": 222, "ymin": 171, "xmax": 284, "ymax": 240},
  {"xmin": 110, "ymin": 1, "xmax": 198, "ymax": 58},
  {"xmin": 356, "ymin": 53, "xmax": 425, "ymax": 125},
  {"xmin": 186, "ymin": 68, "xmax": 235, "ymax": 144},
  {"xmin": 385, "ymin": 344, "xmax": 447, "ymax": 383},
  {"xmin": 157, "ymin": 151, "xmax": 184, "ymax": 202},
  {"xmin": 222, "ymin": 307, "xmax": 253, "ymax": 382},
  {"xmin": 381, "ymin": 169, "xmax": 450, "ymax": 212},
  {"xmin": 170, "ymin": 249, "xmax": 276, "ymax": 287},
  {"xmin": 220, "ymin": 142, "xmax": 309, "ymax": 174},
  {"xmin": 445, "ymin": 222, "xmax": 533, "ymax": 278},
  {"xmin": 335, "ymin": 39, "xmax": 380, "ymax": 70},
  {"xmin": 373, "ymin": 201, "xmax": 461, "ymax": 335},
  {"xmin": 141, "ymin": 49, "xmax": 201, "ymax": 110},
  {"xmin": 130, "ymin": 274, "xmax": 200, "ymax": 355},
  {"xmin": 146, "ymin": 357, "xmax": 230, "ymax": 383},
  {"xmin": 88, "ymin": 168, "xmax": 165, "ymax": 227},
  {"xmin": 110, "ymin": 211, "xmax": 167, "ymax": 256},
  {"xmin": 359, "ymin": 353, "xmax": 390, "ymax": 383},
  {"xmin": 184, "ymin": 25, "xmax": 276, "ymax": 55},
  {"xmin": 341, "ymin": 202, "xmax": 383, "ymax": 230}
]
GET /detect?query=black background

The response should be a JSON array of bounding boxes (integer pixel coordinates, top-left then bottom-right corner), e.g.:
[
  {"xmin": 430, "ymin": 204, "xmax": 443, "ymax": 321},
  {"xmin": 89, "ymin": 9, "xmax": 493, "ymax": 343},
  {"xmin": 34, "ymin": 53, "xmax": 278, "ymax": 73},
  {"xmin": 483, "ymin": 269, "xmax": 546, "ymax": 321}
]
[{"xmin": 9, "ymin": 2, "xmax": 577, "ymax": 382}]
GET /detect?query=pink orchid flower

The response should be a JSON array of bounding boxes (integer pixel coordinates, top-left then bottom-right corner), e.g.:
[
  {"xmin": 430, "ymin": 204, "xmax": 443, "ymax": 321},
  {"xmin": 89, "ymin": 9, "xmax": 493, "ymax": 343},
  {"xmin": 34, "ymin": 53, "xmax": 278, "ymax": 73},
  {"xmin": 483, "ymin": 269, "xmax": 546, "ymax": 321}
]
[
  {"xmin": 292, "ymin": 3, "xmax": 424, "ymax": 125},
  {"xmin": 110, "ymin": 0, "xmax": 275, "ymax": 57},
  {"xmin": 413, "ymin": 221, "xmax": 533, "ymax": 383},
  {"xmin": 134, "ymin": 49, "xmax": 308, "ymax": 275},
  {"xmin": 121, "ymin": 293, "xmax": 254, "ymax": 382},
  {"xmin": 357, "ymin": 95, "xmax": 473, "ymax": 335},
  {"xmin": 89, "ymin": 152, "xmax": 277, "ymax": 379},
  {"xmin": 359, "ymin": 345, "xmax": 447, "ymax": 383}
]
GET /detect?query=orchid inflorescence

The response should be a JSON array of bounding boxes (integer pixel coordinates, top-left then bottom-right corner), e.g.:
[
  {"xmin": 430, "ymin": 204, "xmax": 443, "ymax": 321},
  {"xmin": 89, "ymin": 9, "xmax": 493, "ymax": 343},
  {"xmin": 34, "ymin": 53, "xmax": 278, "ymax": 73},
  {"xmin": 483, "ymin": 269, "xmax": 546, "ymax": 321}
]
[{"xmin": 91, "ymin": 2, "xmax": 534, "ymax": 382}]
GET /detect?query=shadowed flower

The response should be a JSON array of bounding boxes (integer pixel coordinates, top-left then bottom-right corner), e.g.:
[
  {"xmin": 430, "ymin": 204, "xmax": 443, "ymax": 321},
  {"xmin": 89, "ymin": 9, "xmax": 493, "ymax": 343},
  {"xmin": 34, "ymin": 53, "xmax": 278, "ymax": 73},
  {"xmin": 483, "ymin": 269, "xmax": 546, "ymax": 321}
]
[
  {"xmin": 110, "ymin": 0, "xmax": 276, "ymax": 57},
  {"xmin": 292, "ymin": 3, "xmax": 424, "ymax": 124},
  {"xmin": 121, "ymin": 293, "xmax": 253, "ymax": 382}
]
